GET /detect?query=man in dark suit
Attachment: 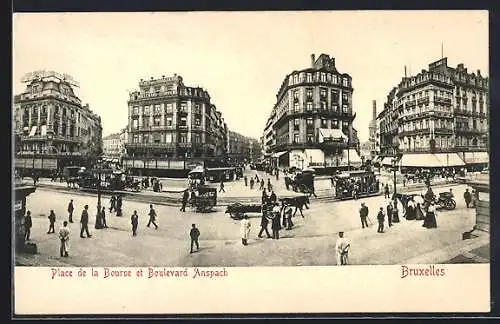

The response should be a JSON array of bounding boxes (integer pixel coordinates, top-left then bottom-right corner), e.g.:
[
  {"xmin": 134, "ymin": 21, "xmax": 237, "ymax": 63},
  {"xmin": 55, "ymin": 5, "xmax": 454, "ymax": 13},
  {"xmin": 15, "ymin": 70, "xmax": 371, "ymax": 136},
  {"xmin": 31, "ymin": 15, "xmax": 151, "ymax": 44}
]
[
  {"xmin": 147, "ymin": 204, "xmax": 159, "ymax": 229},
  {"xmin": 80, "ymin": 205, "xmax": 92, "ymax": 238},
  {"xmin": 377, "ymin": 207, "xmax": 385, "ymax": 233},
  {"xmin": 131, "ymin": 210, "xmax": 139, "ymax": 236},
  {"xmin": 24, "ymin": 211, "xmax": 33, "ymax": 241},
  {"xmin": 180, "ymin": 190, "xmax": 190, "ymax": 212},
  {"xmin": 359, "ymin": 203, "xmax": 369, "ymax": 229},
  {"xmin": 386, "ymin": 202, "xmax": 393, "ymax": 227},
  {"xmin": 67, "ymin": 199, "xmax": 74, "ymax": 223},
  {"xmin": 190, "ymin": 224, "xmax": 200, "ymax": 253}
]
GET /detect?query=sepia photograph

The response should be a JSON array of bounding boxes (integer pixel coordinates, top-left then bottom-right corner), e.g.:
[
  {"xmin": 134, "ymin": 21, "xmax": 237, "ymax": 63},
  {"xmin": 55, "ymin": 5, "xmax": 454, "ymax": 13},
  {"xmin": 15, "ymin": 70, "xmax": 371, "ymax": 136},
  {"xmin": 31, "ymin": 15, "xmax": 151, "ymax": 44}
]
[{"xmin": 12, "ymin": 10, "xmax": 491, "ymax": 314}]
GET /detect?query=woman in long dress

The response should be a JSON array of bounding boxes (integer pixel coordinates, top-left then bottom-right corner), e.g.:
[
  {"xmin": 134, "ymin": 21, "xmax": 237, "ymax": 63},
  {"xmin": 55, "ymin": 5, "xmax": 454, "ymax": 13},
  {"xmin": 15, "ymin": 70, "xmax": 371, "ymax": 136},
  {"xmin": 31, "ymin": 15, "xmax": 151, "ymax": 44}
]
[
  {"xmin": 240, "ymin": 215, "xmax": 251, "ymax": 246},
  {"xmin": 423, "ymin": 202, "xmax": 437, "ymax": 228},
  {"xmin": 415, "ymin": 203, "xmax": 425, "ymax": 221}
]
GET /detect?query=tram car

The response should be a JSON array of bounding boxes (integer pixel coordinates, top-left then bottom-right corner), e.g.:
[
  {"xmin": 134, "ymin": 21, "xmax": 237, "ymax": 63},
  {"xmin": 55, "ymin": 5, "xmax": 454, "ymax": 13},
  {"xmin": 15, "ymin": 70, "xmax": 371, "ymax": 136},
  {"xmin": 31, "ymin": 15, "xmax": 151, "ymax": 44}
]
[
  {"xmin": 189, "ymin": 186, "xmax": 217, "ymax": 213},
  {"xmin": 332, "ymin": 170, "xmax": 379, "ymax": 200},
  {"xmin": 287, "ymin": 168, "xmax": 315, "ymax": 194}
]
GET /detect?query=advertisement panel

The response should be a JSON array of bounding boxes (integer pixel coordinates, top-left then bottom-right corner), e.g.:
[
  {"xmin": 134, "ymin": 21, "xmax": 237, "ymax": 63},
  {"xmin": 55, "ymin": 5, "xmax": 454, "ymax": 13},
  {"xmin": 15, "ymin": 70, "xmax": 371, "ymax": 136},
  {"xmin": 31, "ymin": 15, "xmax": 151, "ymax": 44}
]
[
  {"xmin": 33, "ymin": 159, "xmax": 42, "ymax": 169},
  {"xmin": 42, "ymin": 159, "xmax": 58, "ymax": 170},
  {"xmin": 14, "ymin": 158, "xmax": 25, "ymax": 168},
  {"xmin": 156, "ymin": 160, "xmax": 169, "ymax": 169},
  {"xmin": 169, "ymin": 160, "xmax": 185, "ymax": 169}
]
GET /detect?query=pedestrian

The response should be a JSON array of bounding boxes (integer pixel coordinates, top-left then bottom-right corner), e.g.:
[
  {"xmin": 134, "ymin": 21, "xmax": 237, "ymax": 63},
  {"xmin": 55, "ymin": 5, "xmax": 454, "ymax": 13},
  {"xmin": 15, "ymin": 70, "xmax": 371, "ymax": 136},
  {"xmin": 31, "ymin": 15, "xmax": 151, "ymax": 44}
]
[
  {"xmin": 147, "ymin": 204, "xmax": 159, "ymax": 229},
  {"xmin": 79, "ymin": 205, "xmax": 92, "ymax": 238},
  {"xmin": 258, "ymin": 209, "xmax": 272, "ymax": 239},
  {"xmin": 377, "ymin": 207, "xmax": 385, "ymax": 233},
  {"xmin": 392, "ymin": 203, "xmax": 400, "ymax": 223},
  {"xmin": 249, "ymin": 178, "xmax": 254, "ymax": 189},
  {"xmin": 67, "ymin": 199, "xmax": 74, "ymax": 223},
  {"xmin": 464, "ymin": 189, "xmax": 471, "ymax": 208},
  {"xmin": 255, "ymin": 174, "xmax": 259, "ymax": 183},
  {"xmin": 386, "ymin": 202, "xmax": 393, "ymax": 227},
  {"xmin": 240, "ymin": 215, "xmax": 251, "ymax": 246},
  {"xmin": 271, "ymin": 204, "xmax": 282, "ymax": 240},
  {"xmin": 189, "ymin": 224, "xmax": 200, "ymax": 253},
  {"xmin": 101, "ymin": 206, "xmax": 108, "ymax": 228},
  {"xmin": 47, "ymin": 210, "xmax": 56, "ymax": 234},
  {"xmin": 384, "ymin": 184, "xmax": 390, "ymax": 199},
  {"xmin": 219, "ymin": 180, "xmax": 225, "ymax": 193},
  {"xmin": 267, "ymin": 178, "xmax": 272, "ymax": 192},
  {"xmin": 471, "ymin": 190, "xmax": 479, "ymax": 208},
  {"xmin": 406, "ymin": 198, "xmax": 415, "ymax": 220},
  {"xmin": 109, "ymin": 195, "xmax": 116, "ymax": 213},
  {"xmin": 59, "ymin": 221, "xmax": 70, "ymax": 257},
  {"xmin": 335, "ymin": 232, "xmax": 350, "ymax": 266},
  {"xmin": 423, "ymin": 202, "xmax": 437, "ymax": 228},
  {"xmin": 275, "ymin": 168, "xmax": 279, "ymax": 180},
  {"xmin": 261, "ymin": 189, "xmax": 268, "ymax": 205},
  {"xmin": 260, "ymin": 179, "xmax": 265, "ymax": 191},
  {"xmin": 244, "ymin": 176, "xmax": 248, "ymax": 187},
  {"xmin": 131, "ymin": 210, "xmax": 139, "ymax": 236},
  {"xmin": 415, "ymin": 202, "xmax": 425, "ymax": 220},
  {"xmin": 359, "ymin": 202, "xmax": 369, "ymax": 229},
  {"xmin": 181, "ymin": 190, "xmax": 190, "ymax": 212},
  {"xmin": 269, "ymin": 191, "xmax": 277, "ymax": 204},
  {"xmin": 116, "ymin": 195, "xmax": 123, "ymax": 216},
  {"xmin": 283, "ymin": 201, "xmax": 294, "ymax": 230},
  {"xmin": 24, "ymin": 210, "xmax": 32, "ymax": 241}
]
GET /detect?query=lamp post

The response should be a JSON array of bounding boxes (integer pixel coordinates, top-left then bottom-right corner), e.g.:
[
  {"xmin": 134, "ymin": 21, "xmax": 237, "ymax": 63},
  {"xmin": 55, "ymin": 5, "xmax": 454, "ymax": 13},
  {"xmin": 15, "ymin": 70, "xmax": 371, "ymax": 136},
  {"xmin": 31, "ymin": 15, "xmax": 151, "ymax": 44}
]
[
  {"xmin": 392, "ymin": 143, "xmax": 400, "ymax": 207},
  {"xmin": 95, "ymin": 158, "xmax": 103, "ymax": 229}
]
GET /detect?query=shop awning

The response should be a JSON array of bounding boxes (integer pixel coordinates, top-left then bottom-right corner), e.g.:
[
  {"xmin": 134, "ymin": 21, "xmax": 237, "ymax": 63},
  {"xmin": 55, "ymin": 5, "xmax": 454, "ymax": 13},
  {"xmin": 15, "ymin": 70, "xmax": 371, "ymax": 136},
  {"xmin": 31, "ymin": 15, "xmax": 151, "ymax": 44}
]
[
  {"xmin": 271, "ymin": 151, "xmax": 288, "ymax": 158},
  {"xmin": 381, "ymin": 157, "xmax": 394, "ymax": 165},
  {"xmin": 400, "ymin": 154, "xmax": 442, "ymax": 168},
  {"xmin": 463, "ymin": 152, "xmax": 489, "ymax": 164},
  {"xmin": 342, "ymin": 149, "xmax": 362, "ymax": 166},
  {"xmin": 29, "ymin": 126, "xmax": 37, "ymax": 137},
  {"xmin": 434, "ymin": 153, "xmax": 465, "ymax": 167},
  {"xmin": 319, "ymin": 128, "xmax": 348, "ymax": 142}
]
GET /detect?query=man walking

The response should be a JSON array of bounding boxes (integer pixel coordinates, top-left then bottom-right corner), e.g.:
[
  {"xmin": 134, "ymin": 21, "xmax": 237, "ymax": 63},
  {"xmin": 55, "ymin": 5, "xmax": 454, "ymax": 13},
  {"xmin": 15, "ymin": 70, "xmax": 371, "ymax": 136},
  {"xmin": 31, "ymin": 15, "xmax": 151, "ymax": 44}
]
[
  {"xmin": 147, "ymin": 204, "xmax": 159, "ymax": 229},
  {"xmin": 189, "ymin": 224, "xmax": 200, "ymax": 253},
  {"xmin": 464, "ymin": 189, "xmax": 472, "ymax": 208},
  {"xmin": 244, "ymin": 176, "xmax": 248, "ymax": 187},
  {"xmin": 258, "ymin": 209, "xmax": 272, "ymax": 239},
  {"xmin": 359, "ymin": 202, "xmax": 369, "ymax": 229},
  {"xmin": 181, "ymin": 190, "xmax": 190, "ymax": 212},
  {"xmin": 377, "ymin": 207, "xmax": 385, "ymax": 233},
  {"xmin": 79, "ymin": 205, "xmax": 92, "ymax": 238},
  {"xmin": 131, "ymin": 210, "xmax": 139, "ymax": 236},
  {"xmin": 116, "ymin": 195, "xmax": 123, "ymax": 216},
  {"xmin": 384, "ymin": 184, "xmax": 390, "ymax": 199},
  {"xmin": 109, "ymin": 195, "xmax": 116, "ymax": 213},
  {"xmin": 47, "ymin": 210, "xmax": 56, "ymax": 234},
  {"xmin": 24, "ymin": 211, "xmax": 32, "ymax": 241},
  {"xmin": 67, "ymin": 199, "xmax": 74, "ymax": 223},
  {"xmin": 59, "ymin": 221, "xmax": 70, "ymax": 257},
  {"xmin": 386, "ymin": 202, "xmax": 393, "ymax": 227},
  {"xmin": 219, "ymin": 180, "xmax": 225, "ymax": 193},
  {"xmin": 267, "ymin": 178, "xmax": 273, "ymax": 192},
  {"xmin": 271, "ymin": 204, "xmax": 282, "ymax": 240},
  {"xmin": 249, "ymin": 178, "xmax": 255, "ymax": 189},
  {"xmin": 101, "ymin": 206, "xmax": 108, "ymax": 228},
  {"xmin": 335, "ymin": 232, "xmax": 350, "ymax": 266},
  {"xmin": 259, "ymin": 179, "xmax": 265, "ymax": 191},
  {"xmin": 240, "ymin": 215, "xmax": 251, "ymax": 246}
]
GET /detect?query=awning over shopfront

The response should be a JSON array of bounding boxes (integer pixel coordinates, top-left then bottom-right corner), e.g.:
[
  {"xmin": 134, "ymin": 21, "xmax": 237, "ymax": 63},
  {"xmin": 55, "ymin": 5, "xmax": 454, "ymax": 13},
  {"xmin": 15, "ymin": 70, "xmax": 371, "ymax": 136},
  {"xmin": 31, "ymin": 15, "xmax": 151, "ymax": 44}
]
[
  {"xmin": 463, "ymin": 152, "xmax": 489, "ymax": 164},
  {"xmin": 318, "ymin": 128, "xmax": 348, "ymax": 142},
  {"xmin": 434, "ymin": 153, "xmax": 465, "ymax": 167},
  {"xmin": 271, "ymin": 151, "xmax": 288, "ymax": 158},
  {"xmin": 305, "ymin": 149, "xmax": 325, "ymax": 164},
  {"xmin": 341, "ymin": 149, "xmax": 362, "ymax": 166},
  {"xmin": 400, "ymin": 154, "xmax": 441, "ymax": 168},
  {"xmin": 381, "ymin": 157, "xmax": 394, "ymax": 166}
]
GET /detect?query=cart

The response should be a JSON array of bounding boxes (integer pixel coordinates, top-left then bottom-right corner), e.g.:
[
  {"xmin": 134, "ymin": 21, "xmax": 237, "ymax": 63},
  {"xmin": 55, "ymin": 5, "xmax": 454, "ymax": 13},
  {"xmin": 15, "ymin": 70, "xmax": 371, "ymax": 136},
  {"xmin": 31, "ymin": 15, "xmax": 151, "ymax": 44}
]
[
  {"xmin": 189, "ymin": 186, "xmax": 217, "ymax": 212},
  {"xmin": 225, "ymin": 203, "xmax": 262, "ymax": 219}
]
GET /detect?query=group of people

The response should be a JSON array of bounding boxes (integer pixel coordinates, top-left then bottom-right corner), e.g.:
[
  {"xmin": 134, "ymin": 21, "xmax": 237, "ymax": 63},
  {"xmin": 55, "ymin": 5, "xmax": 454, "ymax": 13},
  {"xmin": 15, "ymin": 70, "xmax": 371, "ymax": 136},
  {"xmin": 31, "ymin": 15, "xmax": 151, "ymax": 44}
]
[{"xmin": 243, "ymin": 174, "xmax": 273, "ymax": 192}]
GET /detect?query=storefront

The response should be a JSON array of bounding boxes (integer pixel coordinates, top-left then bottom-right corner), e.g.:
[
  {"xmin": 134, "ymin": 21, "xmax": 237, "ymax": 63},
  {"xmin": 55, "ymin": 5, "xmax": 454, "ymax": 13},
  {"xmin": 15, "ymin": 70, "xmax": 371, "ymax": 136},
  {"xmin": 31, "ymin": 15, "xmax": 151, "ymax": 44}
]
[{"xmin": 14, "ymin": 182, "xmax": 36, "ymax": 252}]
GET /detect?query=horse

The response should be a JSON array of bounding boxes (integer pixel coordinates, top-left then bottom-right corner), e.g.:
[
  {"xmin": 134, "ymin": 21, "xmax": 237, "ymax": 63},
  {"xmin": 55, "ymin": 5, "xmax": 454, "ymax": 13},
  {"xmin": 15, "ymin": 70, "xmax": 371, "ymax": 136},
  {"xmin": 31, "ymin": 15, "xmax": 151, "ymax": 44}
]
[{"xmin": 66, "ymin": 176, "xmax": 79, "ymax": 189}]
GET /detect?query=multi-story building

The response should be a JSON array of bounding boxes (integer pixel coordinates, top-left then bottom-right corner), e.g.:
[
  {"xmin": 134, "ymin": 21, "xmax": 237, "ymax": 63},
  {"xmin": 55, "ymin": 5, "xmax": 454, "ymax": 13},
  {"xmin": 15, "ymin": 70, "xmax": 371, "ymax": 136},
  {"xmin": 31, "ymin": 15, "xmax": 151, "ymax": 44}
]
[
  {"xmin": 102, "ymin": 133, "xmax": 122, "ymax": 158},
  {"xmin": 119, "ymin": 127, "xmax": 128, "ymax": 157},
  {"xmin": 123, "ymin": 74, "xmax": 228, "ymax": 176},
  {"xmin": 263, "ymin": 53, "xmax": 361, "ymax": 171},
  {"xmin": 226, "ymin": 130, "xmax": 260, "ymax": 163},
  {"xmin": 367, "ymin": 100, "xmax": 379, "ymax": 159},
  {"xmin": 13, "ymin": 71, "xmax": 103, "ymax": 173},
  {"xmin": 377, "ymin": 58, "xmax": 489, "ymax": 169}
]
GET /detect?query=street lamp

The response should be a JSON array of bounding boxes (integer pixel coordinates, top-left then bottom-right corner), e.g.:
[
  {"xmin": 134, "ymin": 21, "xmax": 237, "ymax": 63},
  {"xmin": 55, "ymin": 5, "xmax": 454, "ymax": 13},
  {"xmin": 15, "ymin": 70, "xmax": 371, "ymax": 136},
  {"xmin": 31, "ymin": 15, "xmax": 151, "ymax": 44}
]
[
  {"xmin": 392, "ymin": 143, "xmax": 401, "ymax": 206},
  {"xmin": 95, "ymin": 157, "xmax": 104, "ymax": 229}
]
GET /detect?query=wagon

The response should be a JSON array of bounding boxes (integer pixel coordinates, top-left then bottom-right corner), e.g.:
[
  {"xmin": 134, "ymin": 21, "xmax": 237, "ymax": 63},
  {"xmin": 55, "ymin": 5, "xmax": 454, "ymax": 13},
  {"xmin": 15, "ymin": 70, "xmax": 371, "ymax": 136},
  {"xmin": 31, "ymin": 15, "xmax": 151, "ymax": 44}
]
[{"xmin": 189, "ymin": 186, "xmax": 217, "ymax": 212}]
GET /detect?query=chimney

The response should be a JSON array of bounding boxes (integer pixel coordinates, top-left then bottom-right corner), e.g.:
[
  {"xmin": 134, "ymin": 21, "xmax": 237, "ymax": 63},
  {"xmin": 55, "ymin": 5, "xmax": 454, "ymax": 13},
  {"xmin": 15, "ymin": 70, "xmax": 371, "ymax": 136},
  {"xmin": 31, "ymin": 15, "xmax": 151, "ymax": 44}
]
[
  {"xmin": 404, "ymin": 66, "xmax": 407, "ymax": 77},
  {"xmin": 477, "ymin": 69, "xmax": 481, "ymax": 76},
  {"xmin": 372, "ymin": 100, "xmax": 377, "ymax": 120},
  {"xmin": 311, "ymin": 54, "xmax": 315, "ymax": 68}
]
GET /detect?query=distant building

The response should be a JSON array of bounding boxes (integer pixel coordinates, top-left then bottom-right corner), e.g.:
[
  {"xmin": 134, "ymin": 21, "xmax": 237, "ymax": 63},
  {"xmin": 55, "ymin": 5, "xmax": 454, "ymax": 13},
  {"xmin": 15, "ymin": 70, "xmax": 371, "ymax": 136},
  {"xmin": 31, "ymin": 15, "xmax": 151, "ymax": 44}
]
[
  {"xmin": 367, "ymin": 100, "xmax": 379, "ymax": 159},
  {"xmin": 13, "ymin": 71, "xmax": 103, "ymax": 173},
  {"xmin": 378, "ymin": 58, "xmax": 489, "ymax": 170},
  {"xmin": 226, "ymin": 130, "xmax": 261, "ymax": 163},
  {"xmin": 263, "ymin": 53, "xmax": 361, "ymax": 171},
  {"xmin": 102, "ymin": 132, "xmax": 121, "ymax": 158}
]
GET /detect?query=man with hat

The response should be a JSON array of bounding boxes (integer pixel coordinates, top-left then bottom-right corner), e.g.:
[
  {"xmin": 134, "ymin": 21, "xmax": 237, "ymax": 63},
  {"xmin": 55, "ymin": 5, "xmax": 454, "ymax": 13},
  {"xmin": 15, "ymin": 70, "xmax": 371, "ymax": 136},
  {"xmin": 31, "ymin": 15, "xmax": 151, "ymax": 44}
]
[
  {"xmin": 335, "ymin": 231, "xmax": 350, "ymax": 266},
  {"xmin": 359, "ymin": 202, "xmax": 369, "ymax": 229}
]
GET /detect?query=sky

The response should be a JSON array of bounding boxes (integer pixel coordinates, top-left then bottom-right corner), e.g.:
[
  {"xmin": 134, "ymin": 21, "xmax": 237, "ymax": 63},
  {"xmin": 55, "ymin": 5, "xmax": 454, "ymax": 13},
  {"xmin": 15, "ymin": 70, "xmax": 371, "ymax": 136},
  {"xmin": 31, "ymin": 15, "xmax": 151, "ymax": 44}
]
[{"xmin": 13, "ymin": 11, "xmax": 488, "ymax": 142}]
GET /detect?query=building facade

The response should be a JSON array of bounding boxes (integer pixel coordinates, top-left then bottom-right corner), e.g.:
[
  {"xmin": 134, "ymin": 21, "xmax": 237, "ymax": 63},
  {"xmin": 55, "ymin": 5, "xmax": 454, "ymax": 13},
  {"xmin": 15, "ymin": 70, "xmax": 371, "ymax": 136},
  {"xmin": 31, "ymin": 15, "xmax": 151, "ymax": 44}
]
[
  {"xmin": 377, "ymin": 58, "xmax": 489, "ymax": 169},
  {"xmin": 367, "ymin": 100, "xmax": 379, "ymax": 159},
  {"xmin": 102, "ymin": 132, "xmax": 122, "ymax": 158},
  {"xmin": 123, "ymin": 74, "xmax": 228, "ymax": 175},
  {"xmin": 14, "ymin": 71, "xmax": 103, "ymax": 173},
  {"xmin": 263, "ymin": 53, "xmax": 361, "ymax": 171},
  {"xmin": 226, "ymin": 130, "xmax": 261, "ymax": 162}
]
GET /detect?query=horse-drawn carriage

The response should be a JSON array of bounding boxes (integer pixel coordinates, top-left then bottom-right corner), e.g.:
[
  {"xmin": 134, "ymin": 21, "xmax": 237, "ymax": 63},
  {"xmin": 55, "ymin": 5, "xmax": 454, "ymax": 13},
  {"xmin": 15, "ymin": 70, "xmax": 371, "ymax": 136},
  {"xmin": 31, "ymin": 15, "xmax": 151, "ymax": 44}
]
[
  {"xmin": 285, "ymin": 168, "xmax": 315, "ymax": 194},
  {"xmin": 225, "ymin": 193, "xmax": 309, "ymax": 220},
  {"xmin": 189, "ymin": 186, "xmax": 217, "ymax": 212},
  {"xmin": 333, "ymin": 170, "xmax": 379, "ymax": 200},
  {"xmin": 63, "ymin": 166, "xmax": 81, "ymax": 188}
]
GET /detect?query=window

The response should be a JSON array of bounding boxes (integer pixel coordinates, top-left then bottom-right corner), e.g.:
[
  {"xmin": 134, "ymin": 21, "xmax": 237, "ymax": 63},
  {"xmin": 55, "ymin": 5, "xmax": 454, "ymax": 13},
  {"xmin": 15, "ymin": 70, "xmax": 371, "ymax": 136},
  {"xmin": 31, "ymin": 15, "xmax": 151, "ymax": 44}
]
[
  {"xmin": 320, "ymin": 88, "xmax": 327, "ymax": 98},
  {"xmin": 180, "ymin": 103, "xmax": 187, "ymax": 112},
  {"xmin": 166, "ymin": 103, "xmax": 173, "ymax": 113},
  {"xmin": 194, "ymin": 134, "xmax": 201, "ymax": 143},
  {"xmin": 165, "ymin": 133, "xmax": 173, "ymax": 143},
  {"xmin": 144, "ymin": 106, "xmax": 150, "ymax": 114},
  {"xmin": 321, "ymin": 118, "xmax": 327, "ymax": 127},
  {"xmin": 294, "ymin": 102, "xmax": 299, "ymax": 112},
  {"xmin": 342, "ymin": 93, "xmax": 348, "ymax": 103},
  {"xmin": 307, "ymin": 134, "xmax": 314, "ymax": 143},
  {"xmin": 180, "ymin": 117, "xmax": 187, "ymax": 127},
  {"xmin": 143, "ymin": 117, "xmax": 149, "ymax": 127},
  {"xmin": 342, "ymin": 105, "xmax": 348, "ymax": 113},
  {"xmin": 195, "ymin": 118, "xmax": 201, "ymax": 126},
  {"xmin": 306, "ymin": 89, "xmax": 313, "ymax": 99},
  {"xmin": 179, "ymin": 133, "xmax": 187, "ymax": 143},
  {"xmin": 143, "ymin": 134, "xmax": 149, "ymax": 143},
  {"xmin": 306, "ymin": 102, "xmax": 313, "ymax": 111},
  {"xmin": 342, "ymin": 121, "xmax": 349, "ymax": 128},
  {"xmin": 133, "ymin": 119, "xmax": 139, "ymax": 129},
  {"xmin": 293, "ymin": 74, "xmax": 299, "ymax": 84},
  {"xmin": 133, "ymin": 135, "xmax": 139, "ymax": 143},
  {"xmin": 331, "ymin": 120, "xmax": 339, "ymax": 128},
  {"xmin": 194, "ymin": 104, "xmax": 201, "ymax": 114},
  {"xmin": 166, "ymin": 117, "xmax": 173, "ymax": 127},
  {"xmin": 321, "ymin": 73, "xmax": 326, "ymax": 82},
  {"xmin": 293, "ymin": 91, "xmax": 299, "ymax": 100},
  {"xmin": 153, "ymin": 133, "xmax": 161, "ymax": 143},
  {"xmin": 306, "ymin": 118, "xmax": 314, "ymax": 126},
  {"xmin": 294, "ymin": 118, "xmax": 300, "ymax": 126},
  {"xmin": 154, "ymin": 116, "xmax": 161, "ymax": 126},
  {"xmin": 306, "ymin": 73, "xmax": 312, "ymax": 83},
  {"xmin": 154, "ymin": 105, "xmax": 161, "ymax": 114},
  {"xmin": 294, "ymin": 134, "xmax": 300, "ymax": 143},
  {"xmin": 332, "ymin": 75, "xmax": 338, "ymax": 84},
  {"xmin": 342, "ymin": 78, "xmax": 349, "ymax": 87}
]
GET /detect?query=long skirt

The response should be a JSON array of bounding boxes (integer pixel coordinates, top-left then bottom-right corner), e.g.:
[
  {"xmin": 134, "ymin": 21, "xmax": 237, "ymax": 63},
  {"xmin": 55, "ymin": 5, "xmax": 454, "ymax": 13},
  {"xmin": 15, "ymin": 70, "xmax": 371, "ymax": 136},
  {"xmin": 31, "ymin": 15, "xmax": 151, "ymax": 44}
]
[
  {"xmin": 406, "ymin": 207, "xmax": 415, "ymax": 220},
  {"xmin": 423, "ymin": 212, "xmax": 437, "ymax": 228},
  {"xmin": 415, "ymin": 207, "xmax": 425, "ymax": 220}
]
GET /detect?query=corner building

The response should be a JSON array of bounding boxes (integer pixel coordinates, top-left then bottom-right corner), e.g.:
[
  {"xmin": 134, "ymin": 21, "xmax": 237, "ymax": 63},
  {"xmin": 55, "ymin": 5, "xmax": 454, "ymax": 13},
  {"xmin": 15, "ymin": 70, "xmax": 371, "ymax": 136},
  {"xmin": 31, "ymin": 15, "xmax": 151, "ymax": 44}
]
[
  {"xmin": 263, "ymin": 53, "xmax": 361, "ymax": 171},
  {"xmin": 124, "ymin": 74, "xmax": 228, "ymax": 176},
  {"xmin": 378, "ymin": 58, "xmax": 489, "ymax": 170},
  {"xmin": 14, "ymin": 71, "xmax": 103, "ymax": 174}
]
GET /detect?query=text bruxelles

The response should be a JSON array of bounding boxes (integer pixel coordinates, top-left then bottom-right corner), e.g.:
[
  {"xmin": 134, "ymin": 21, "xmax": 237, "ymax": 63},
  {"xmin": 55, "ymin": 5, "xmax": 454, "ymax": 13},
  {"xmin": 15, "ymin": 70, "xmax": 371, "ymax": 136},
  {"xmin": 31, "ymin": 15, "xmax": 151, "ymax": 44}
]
[{"xmin": 50, "ymin": 267, "xmax": 228, "ymax": 279}]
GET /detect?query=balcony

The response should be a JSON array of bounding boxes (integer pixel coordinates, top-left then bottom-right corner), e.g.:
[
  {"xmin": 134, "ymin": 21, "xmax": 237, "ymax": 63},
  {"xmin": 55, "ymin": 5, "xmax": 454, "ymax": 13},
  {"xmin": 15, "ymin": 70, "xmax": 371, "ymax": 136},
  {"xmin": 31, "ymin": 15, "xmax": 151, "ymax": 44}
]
[
  {"xmin": 434, "ymin": 128, "xmax": 454, "ymax": 135},
  {"xmin": 433, "ymin": 96, "xmax": 452, "ymax": 105},
  {"xmin": 417, "ymin": 97, "xmax": 430, "ymax": 105},
  {"xmin": 178, "ymin": 142, "xmax": 192, "ymax": 148},
  {"xmin": 402, "ymin": 147, "xmax": 458, "ymax": 153},
  {"xmin": 406, "ymin": 100, "xmax": 417, "ymax": 108},
  {"xmin": 125, "ymin": 142, "xmax": 177, "ymax": 150},
  {"xmin": 399, "ymin": 128, "xmax": 431, "ymax": 137},
  {"xmin": 178, "ymin": 110, "xmax": 188, "ymax": 116},
  {"xmin": 455, "ymin": 128, "xmax": 485, "ymax": 135}
]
